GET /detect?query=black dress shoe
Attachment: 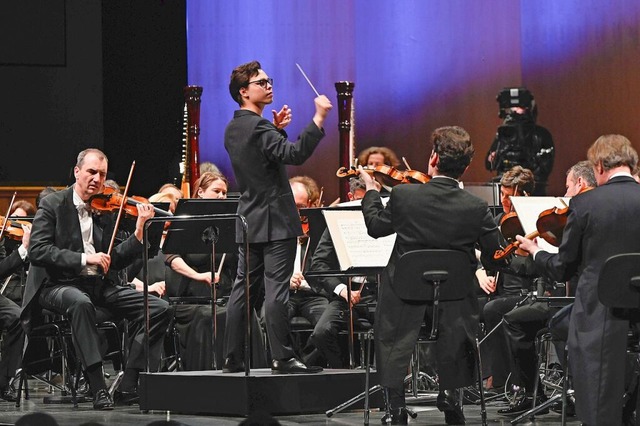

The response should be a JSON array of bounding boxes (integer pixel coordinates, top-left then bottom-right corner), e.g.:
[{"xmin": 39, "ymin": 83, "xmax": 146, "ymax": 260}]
[
  {"xmin": 222, "ymin": 356, "xmax": 245, "ymax": 373},
  {"xmin": 497, "ymin": 394, "xmax": 548, "ymax": 416},
  {"xmin": 271, "ymin": 358, "xmax": 323, "ymax": 374},
  {"xmin": 93, "ymin": 389, "xmax": 114, "ymax": 410},
  {"xmin": 0, "ymin": 387, "xmax": 17, "ymax": 402},
  {"xmin": 551, "ymin": 398, "xmax": 576, "ymax": 417},
  {"xmin": 380, "ymin": 407, "xmax": 409, "ymax": 425},
  {"xmin": 114, "ymin": 389, "xmax": 139, "ymax": 405},
  {"xmin": 436, "ymin": 390, "xmax": 466, "ymax": 425}
]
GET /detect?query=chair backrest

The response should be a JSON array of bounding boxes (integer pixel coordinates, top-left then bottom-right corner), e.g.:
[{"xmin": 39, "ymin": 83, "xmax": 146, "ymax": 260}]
[
  {"xmin": 598, "ymin": 253, "xmax": 640, "ymax": 309},
  {"xmin": 393, "ymin": 249, "xmax": 473, "ymax": 302}
]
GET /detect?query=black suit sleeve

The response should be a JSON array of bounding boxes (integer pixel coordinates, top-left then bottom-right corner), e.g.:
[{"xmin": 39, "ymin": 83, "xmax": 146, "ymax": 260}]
[{"xmin": 307, "ymin": 229, "xmax": 343, "ymax": 295}]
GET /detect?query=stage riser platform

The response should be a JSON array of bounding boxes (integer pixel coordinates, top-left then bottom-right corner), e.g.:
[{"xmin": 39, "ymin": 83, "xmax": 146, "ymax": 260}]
[{"xmin": 140, "ymin": 368, "xmax": 382, "ymax": 416}]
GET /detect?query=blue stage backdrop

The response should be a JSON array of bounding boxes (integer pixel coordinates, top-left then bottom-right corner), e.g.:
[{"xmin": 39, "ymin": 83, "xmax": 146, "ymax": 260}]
[{"xmin": 187, "ymin": 0, "xmax": 640, "ymax": 200}]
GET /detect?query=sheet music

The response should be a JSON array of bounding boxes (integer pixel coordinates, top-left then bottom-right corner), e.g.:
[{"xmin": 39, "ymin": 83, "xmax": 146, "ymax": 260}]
[
  {"xmin": 510, "ymin": 196, "xmax": 571, "ymax": 254},
  {"xmin": 323, "ymin": 210, "xmax": 396, "ymax": 270}
]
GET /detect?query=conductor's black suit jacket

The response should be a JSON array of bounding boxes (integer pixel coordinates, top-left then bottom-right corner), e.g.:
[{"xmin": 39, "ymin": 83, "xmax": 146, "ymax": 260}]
[{"xmin": 224, "ymin": 109, "xmax": 324, "ymax": 244}]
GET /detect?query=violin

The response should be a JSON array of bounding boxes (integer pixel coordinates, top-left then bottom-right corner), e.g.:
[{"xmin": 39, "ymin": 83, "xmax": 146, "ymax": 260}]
[
  {"xmin": 88, "ymin": 187, "xmax": 171, "ymax": 218},
  {"xmin": 493, "ymin": 202, "xmax": 573, "ymax": 260},
  {"xmin": 336, "ymin": 165, "xmax": 429, "ymax": 187},
  {"xmin": 400, "ymin": 157, "xmax": 431, "ymax": 184},
  {"xmin": 0, "ymin": 216, "xmax": 31, "ymax": 241},
  {"xmin": 535, "ymin": 206, "xmax": 568, "ymax": 246},
  {"xmin": 498, "ymin": 211, "xmax": 524, "ymax": 244},
  {"xmin": 403, "ymin": 169, "xmax": 431, "ymax": 184}
]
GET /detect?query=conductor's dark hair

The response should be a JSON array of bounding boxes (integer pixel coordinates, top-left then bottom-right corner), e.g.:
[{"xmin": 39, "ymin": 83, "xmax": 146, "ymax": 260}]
[{"xmin": 229, "ymin": 61, "xmax": 262, "ymax": 106}]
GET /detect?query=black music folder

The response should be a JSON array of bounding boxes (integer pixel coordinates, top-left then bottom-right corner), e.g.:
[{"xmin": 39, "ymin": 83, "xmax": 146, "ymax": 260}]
[{"xmin": 163, "ymin": 199, "xmax": 239, "ymax": 255}]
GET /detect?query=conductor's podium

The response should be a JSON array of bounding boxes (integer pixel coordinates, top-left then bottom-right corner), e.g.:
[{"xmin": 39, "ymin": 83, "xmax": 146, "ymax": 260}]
[{"xmin": 139, "ymin": 368, "xmax": 381, "ymax": 416}]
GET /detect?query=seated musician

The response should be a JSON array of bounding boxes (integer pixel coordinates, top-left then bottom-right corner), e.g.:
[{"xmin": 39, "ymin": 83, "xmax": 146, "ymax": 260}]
[
  {"xmin": 305, "ymin": 176, "xmax": 377, "ymax": 368},
  {"xmin": 164, "ymin": 171, "xmax": 240, "ymax": 370},
  {"xmin": 357, "ymin": 146, "xmax": 401, "ymax": 168},
  {"xmin": 479, "ymin": 166, "xmax": 544, "ymax": 392},
  {"xmin": 1, "ymin": 200, "xmax": 33, "ymax": 305},
  {"xmin": 280, "ymin": 176, "xmax": 330, "ymax": 364},
  {"xmin": 0, "ymin": 216, "xmax": 31, "ymax": 401},
  {"xmin": 9, "ymin": 200, "xmax": 36, "ymax": 218},
  {"xmin": 497, "ymin": 161, "xmax": 596, "ymax": 416},
  {"xmin": 22, "ymin": 148, "xmax": 171, "ymax": 410},
  {"xmin": 158, "ymin": 183, "xmax": 184, "ymax": 202},
  {"xmin": 359, "ymin": 126, "xmax": 508, "ymax": 425}
]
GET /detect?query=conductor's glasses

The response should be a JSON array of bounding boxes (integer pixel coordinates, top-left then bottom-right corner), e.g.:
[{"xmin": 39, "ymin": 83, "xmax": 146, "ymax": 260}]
[{"xmin": 248, "ymin": 78, "xmax": 273, "ymax": 89}]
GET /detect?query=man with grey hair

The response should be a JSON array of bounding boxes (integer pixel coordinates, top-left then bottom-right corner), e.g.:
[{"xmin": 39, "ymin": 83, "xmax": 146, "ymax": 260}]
[
  {"xmin": 518, "ymin": 135, "xmax": 640, "ymax": 425},
  {"xmin": 22, "ymin": 148, "xmax": 170, "ymax": 410}
]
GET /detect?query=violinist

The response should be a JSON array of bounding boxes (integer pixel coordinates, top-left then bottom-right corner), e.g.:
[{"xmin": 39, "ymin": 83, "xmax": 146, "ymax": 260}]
[
  {"xmin": 517, "ymin": 135, "xmax": 640, "ymax": 425},
  {"xmin": 9, "ymin": 200, "xmax": 35, "ymax": 217},
  {"xmin": 479, "ymin": 165, "xmax": 544, "ymax": 395},
  {"xmin": 222, "ymin": 60, "xmax": 330, "ymax": 375},
  {"xmin": 22, "ymin": 148, "xmax": 171, "ymax": 410},
  {"xmin": 359, "ymin": 126, "xmax": 508, "ymax": 425},
  {"xmin": 158, "ymin": 183, "xmax": 184, "ymax": 202},
  {"xmin": 498, "ymin": 161, "xmax": 596, "ymax": 418},
  {"xmin": 357, "ymin": 146, "xmax": 402, "ymax": 195},
  {"xmin": 1, "ymin": 202, "xmax": 32, "ymax": 305},
  {"xmin": 0, "ymin": 208, "xmax": 31, "ymax": 402},
  {"xmin": 282, "ymin": 176, "xmax": 329, "ymax": 364},
  {"xmin": 357, "ymin": 146, "xmax": 402, "ymax": 169}
]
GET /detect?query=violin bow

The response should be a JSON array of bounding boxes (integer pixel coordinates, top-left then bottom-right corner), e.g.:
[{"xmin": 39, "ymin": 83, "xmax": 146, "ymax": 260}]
[
  {"xmin": 402, "ymin": 156, "xmax": 411, "ymax": 170},
  {"xmin": 107, "ymin": 161, "xmax": 136, "ymax": 257},
  {"xmin": 0, "ymin": 192, "xmax": 17, "ymax": 241}
]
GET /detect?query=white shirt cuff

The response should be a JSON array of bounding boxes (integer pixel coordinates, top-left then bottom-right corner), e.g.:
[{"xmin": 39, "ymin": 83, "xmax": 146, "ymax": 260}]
[
  {"xmin": 334, "ymin": 283, "xmax": 347, "ymax": 296},
  {"xmin": 18, "ymin": 244, "xmax": 28, "ymax": 260}
]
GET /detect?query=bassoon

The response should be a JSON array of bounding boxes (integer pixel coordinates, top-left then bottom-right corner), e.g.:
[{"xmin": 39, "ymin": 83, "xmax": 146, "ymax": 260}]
[
  {"xmin": 180, "ymin": 85, "xmax": 203, "ymax": 198},
  {"xmin": 335, "ymin": 81, "xmax": 355, "ymax": 201}
]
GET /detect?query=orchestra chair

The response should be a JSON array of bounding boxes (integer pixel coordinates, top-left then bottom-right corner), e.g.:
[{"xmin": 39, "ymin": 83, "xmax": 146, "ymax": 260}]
[
  {"xmin": 15, "ymin": 307, "xmax": 125, "ymax": 408},
  {"xmin": 597, "ymin": 253, "xmax": 640, "ymax": 426},
  {"xmin": 510, "ymin": 327, "xmax": 573, "ymax": 425},
  {"xmin": 393, "ymin": 249, "xmax": 487, "ymax": 426},
  {"xmin": 510, "ymin": 294, "xmax": 576, "ymax": 425}
]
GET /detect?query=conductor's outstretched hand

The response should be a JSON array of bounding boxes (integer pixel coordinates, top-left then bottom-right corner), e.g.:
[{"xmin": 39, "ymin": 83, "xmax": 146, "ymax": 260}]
[
  {"xmin": 313, "ymin": 95, "xmax": 332, "ymax": 129},
  {"xmin": 273, "ymin": 105, "xmax": 292, "ymax": 130}
]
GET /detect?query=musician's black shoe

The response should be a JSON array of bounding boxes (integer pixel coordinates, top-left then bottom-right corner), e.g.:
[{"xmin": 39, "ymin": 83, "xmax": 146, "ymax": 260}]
[
  {"xmin": 551, "ymin": 398, "xmax": 576, "ymax": 417},
  {"xmin": 380, "ymin": 407, "xmax": 409, "ymax": 425},
  {"xmin": 222, "ymin": 356, "xmax": 245, "ymax": 373},
  {"xmin": 436, "ymin": 390, "xmax": 466, "ymax": 425},
  {"xmin": 0, "ymin": 386, "xmax": 17, "ymax": 402},
  {"xmin": 92, "ymin": 389, "xmax": 114, "ymax": 410},
  {"xmin": 271, "ymin": 357, "xmax": 322, "ymax": 374},
  {"xmin": 114, "ymin": 389, "xmax": 139, "ymax": 405},
  {"xmin": 497, "ymin": 393, "xmax": 548, "ymax": 416}
]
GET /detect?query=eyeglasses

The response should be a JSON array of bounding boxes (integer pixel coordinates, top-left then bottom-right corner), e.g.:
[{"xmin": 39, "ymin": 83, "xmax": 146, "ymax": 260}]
[{"xmin": 247, "ymin": 78, "xmax": 273, "ymax": 89}]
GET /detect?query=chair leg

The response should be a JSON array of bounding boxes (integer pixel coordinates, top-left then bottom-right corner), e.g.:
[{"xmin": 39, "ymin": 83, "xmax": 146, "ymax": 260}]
[
  {"xmin": 561, "ymin": 343, "xmax": 569, "ymax": 426},
  {"xmin": 14, "ymin": 368, "xmax": 24, "ymax": 408},
  {"xmin": 475, "ymin": 338, "xmax": 487, "ymax": 426}
]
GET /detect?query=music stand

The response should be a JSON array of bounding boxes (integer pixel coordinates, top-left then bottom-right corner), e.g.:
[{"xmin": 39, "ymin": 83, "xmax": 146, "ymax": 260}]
[
  {"xmin": 142, "ymin": 200, "xmax": 248, "ymax": 372},
  {"xmin": 300, "ymin": 205, "xmax": 360, "ymax": 259}
]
